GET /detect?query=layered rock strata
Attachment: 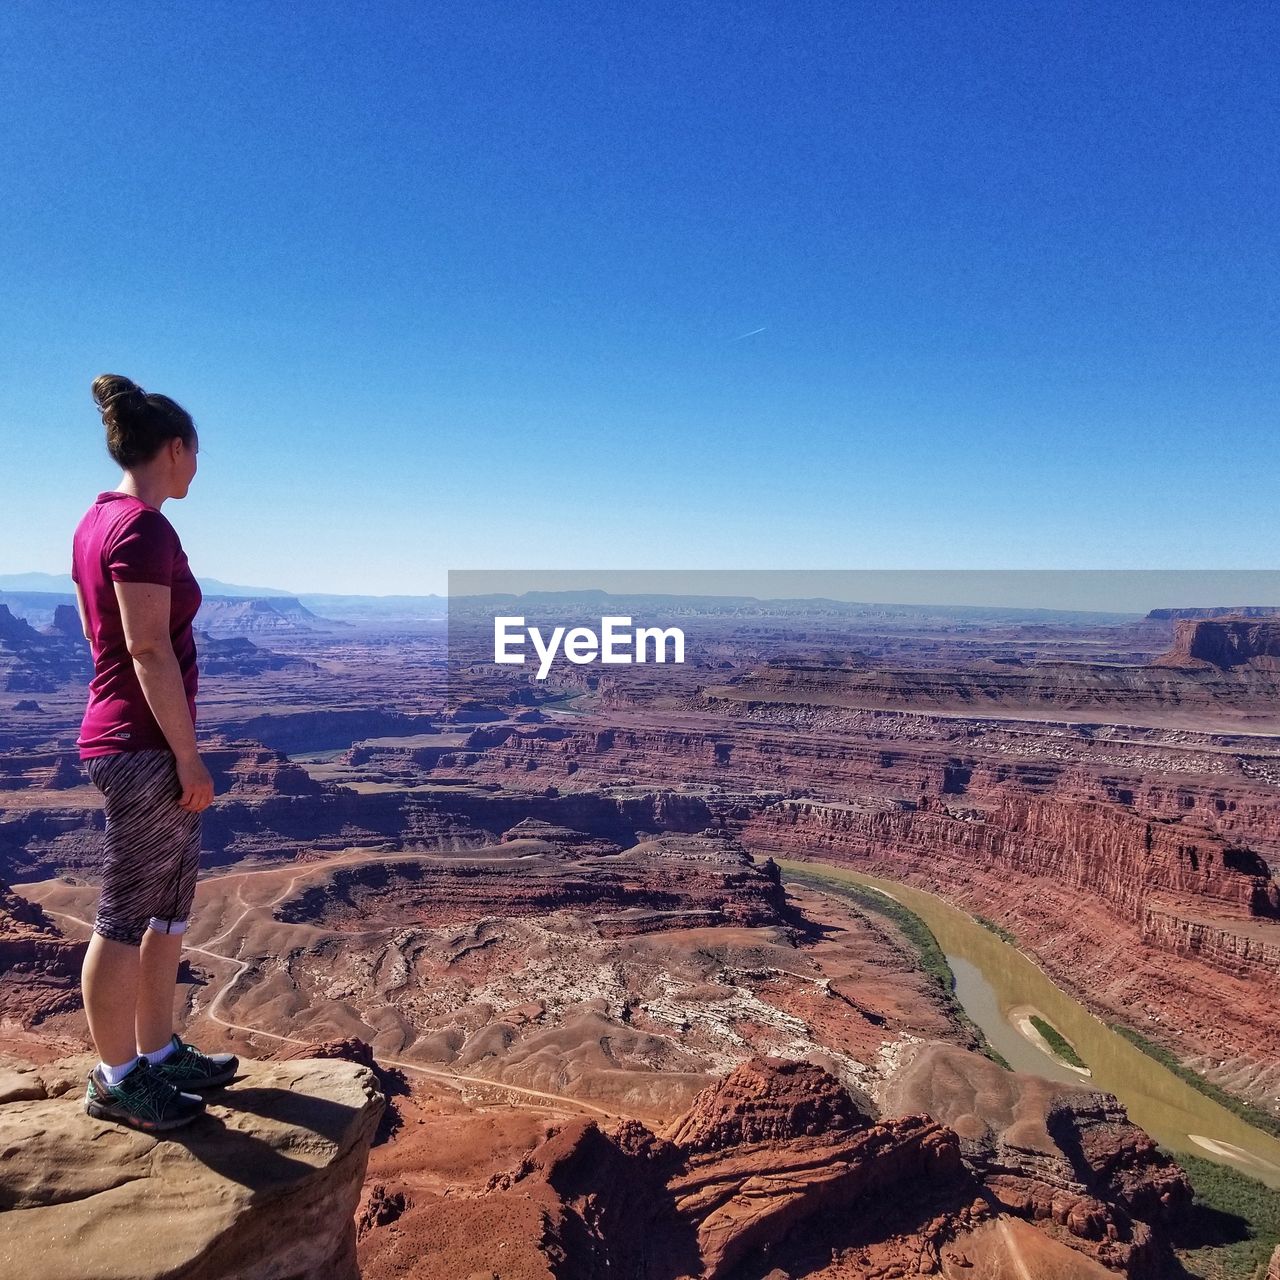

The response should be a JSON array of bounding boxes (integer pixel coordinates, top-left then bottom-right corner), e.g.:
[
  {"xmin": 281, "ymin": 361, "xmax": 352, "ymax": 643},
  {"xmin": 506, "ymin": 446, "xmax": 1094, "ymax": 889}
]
[
  {"xmin": 270, "ymin": 833, "xmax": 787, "ymax": 936},
  {"xmin": 358, "ymin": 1055, "xmax": 1191, "ymax": 1279}
]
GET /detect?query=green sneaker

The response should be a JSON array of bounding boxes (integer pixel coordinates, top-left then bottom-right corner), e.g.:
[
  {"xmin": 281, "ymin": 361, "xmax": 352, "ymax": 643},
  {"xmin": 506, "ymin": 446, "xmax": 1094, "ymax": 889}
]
[
  {"xmin": 146, "ymin": 1034, "xmax": 239, "ymax": 1090},
  {"xmin": 84, "ymin": 1058, "xmax": 206, "ymax": 1132}
]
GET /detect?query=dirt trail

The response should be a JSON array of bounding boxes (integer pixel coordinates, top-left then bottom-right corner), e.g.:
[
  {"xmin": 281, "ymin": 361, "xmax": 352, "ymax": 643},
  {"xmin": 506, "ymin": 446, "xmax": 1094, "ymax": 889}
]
[{"xmin": 39, "ymin": 846, "xmax": 621, "ymax": 1120}]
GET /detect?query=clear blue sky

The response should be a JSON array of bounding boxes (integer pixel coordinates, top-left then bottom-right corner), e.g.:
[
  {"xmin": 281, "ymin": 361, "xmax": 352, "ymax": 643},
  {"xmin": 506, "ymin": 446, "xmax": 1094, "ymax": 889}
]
[{"xmin": 2, "ymin": 3, "xmax": 1276, "ymax": 595}]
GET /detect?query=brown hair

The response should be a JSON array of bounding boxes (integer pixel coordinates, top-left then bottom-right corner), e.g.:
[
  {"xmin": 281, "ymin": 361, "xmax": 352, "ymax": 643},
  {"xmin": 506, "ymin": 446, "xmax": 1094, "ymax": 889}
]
[{"xmin": 91, "ymin": 374, "xmax": 196, "ymax": 469}]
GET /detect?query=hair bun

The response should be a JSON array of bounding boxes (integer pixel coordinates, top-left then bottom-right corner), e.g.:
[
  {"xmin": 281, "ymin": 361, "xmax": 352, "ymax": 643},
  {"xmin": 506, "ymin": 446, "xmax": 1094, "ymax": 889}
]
[{"xmin": 91, "ymin": 374, "xmax": 147, "ymax": 413}]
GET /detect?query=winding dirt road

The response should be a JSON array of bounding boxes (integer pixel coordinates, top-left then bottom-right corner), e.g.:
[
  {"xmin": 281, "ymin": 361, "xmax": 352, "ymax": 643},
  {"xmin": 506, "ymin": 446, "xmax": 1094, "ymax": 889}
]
[{"xmin": 41, "ymin": 846, "xmax": 620, "ymax": 1120}]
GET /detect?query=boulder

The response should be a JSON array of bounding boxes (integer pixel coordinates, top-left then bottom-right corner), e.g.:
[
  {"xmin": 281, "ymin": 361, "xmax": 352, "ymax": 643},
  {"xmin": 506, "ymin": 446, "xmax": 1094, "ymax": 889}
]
[{"xmin": 0, "ymin": 1051, "xmax": 383, "ymax": 1280}]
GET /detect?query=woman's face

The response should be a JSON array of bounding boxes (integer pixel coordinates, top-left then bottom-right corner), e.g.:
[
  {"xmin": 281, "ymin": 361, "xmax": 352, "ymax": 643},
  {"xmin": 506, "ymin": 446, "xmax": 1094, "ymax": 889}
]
[{"xmin": 172, "ymin": 432, "xmax": 199, "ymax": 498}]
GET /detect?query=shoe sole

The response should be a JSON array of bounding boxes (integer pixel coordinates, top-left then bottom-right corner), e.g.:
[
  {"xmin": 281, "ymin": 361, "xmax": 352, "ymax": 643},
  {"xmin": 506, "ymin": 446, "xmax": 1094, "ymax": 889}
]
[{"xmin": 85, "ymin": 1097, "xmax": 205, "ymax": 1131}]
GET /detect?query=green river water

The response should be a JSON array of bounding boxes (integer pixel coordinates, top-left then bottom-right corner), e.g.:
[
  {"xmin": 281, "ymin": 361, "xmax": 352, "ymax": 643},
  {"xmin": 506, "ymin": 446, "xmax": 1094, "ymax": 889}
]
[{"xmin": 779, "ymin": 859, "xmax": 1280, "ymax": 1189}]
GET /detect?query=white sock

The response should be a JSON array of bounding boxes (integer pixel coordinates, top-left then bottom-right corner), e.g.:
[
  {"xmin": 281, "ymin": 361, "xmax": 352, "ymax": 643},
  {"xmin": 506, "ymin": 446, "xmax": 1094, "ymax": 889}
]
[
  {"xmin": 100, "ymin": 1056, "xmax": 142, "ymax": 1087},
  {"xmin": 142, "ymin": 1037, "xmax": 178, "ymax": 1065}
]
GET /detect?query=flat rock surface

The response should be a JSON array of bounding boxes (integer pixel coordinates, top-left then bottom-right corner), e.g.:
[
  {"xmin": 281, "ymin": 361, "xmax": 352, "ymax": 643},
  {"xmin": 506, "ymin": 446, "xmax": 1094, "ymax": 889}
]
[{"xmin": 0, "ymin": 1052, "xmax": 383, "ymax": 1280}]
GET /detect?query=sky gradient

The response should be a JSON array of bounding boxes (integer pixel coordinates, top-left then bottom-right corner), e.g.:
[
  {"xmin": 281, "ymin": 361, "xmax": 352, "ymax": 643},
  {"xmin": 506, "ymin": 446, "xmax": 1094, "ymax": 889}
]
[{"xmin": 3, "ymin": 3, "xmax": 1277, "ymax": 595}]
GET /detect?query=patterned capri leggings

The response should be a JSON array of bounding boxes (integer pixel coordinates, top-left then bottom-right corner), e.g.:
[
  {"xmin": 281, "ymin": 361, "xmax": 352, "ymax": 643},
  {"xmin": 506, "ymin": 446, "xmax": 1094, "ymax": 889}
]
[{"xmin": 85, "ymin": 749, "xmax": 201, "ymax": 946}]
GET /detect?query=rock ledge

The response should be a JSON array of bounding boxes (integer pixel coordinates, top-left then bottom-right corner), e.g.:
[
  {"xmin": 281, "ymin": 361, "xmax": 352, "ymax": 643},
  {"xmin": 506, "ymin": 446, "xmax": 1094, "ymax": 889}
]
[{"xmin": 0, "ymin": 1051, "xmax": 383, "ymax": 1280}]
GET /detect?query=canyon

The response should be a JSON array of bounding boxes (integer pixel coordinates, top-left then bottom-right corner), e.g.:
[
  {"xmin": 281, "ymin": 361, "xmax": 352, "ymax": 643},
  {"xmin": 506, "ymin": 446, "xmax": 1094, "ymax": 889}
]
[{"xmin": 1, "ymin": 592, "xmax": 1278, "ymax": 1277}]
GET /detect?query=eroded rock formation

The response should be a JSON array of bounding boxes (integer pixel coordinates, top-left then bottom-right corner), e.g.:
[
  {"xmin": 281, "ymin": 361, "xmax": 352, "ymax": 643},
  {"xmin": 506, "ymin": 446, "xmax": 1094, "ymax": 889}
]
[
  {"xmin": 271, "ymin": 832, "xmax": 787, "ymax": 937},
  {"xmin": 1153, "ymin": 617, "xmax": 1280, "ymax": 671},
  {"xmin": 358, "ymin": 1055, "xmax": 1191, "ymax": 1279},
  {"xmin": 0, "ymin": 878, "xmax": 83, "ymax": 1025}
]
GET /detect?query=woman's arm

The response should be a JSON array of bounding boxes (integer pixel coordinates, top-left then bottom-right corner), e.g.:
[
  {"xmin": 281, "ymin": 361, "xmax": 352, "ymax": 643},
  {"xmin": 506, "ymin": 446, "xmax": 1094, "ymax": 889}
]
[
  {"xmin": 73, "ymin": 581, "xmax": 92, "ymax": 646},
  {"xmin": 115, "ymin": 579, "xmax": 214, "ymax": 813}
]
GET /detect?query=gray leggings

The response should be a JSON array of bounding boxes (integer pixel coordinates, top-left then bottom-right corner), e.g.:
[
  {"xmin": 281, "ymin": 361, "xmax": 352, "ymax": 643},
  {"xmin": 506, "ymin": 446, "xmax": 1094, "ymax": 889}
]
[{"xmin": 85, "ymin": 749, "xmax": 201, "ymax": 946}]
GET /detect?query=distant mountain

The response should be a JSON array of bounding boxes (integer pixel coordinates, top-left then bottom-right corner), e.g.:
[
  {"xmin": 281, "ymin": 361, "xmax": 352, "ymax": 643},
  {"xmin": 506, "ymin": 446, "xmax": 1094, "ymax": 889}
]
[
  {"xmin": 1147, "ymin": 605, "xmax": 1280, "ymax": 621},
  {"xmin": 0, "ymin": 592, "xmax": 76, "ymax": 630},
  {"xmin": 196, "ymin": 596, "xmax": 343, "ymax": 637},
  {"xmin": 0, "ymin": 589, "xmax": 341, "ymax": 637},
  {"xmin": 296, "ymin": 593, "xmax": 447, "ymax": 622},
  {"xmin": 0, "ymin": 572, "xmax": 296, "ymax": 597}
]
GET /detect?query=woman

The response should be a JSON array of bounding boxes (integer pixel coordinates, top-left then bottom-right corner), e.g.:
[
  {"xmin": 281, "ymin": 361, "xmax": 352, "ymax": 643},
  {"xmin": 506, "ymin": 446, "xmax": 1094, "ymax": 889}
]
[{"xmin": 72, "ymin": 373, "xmax": 238, "ymax": 1132}]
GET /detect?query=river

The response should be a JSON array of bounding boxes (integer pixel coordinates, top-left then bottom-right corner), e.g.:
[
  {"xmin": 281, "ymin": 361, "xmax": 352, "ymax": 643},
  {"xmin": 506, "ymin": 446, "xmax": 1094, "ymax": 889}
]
[{"xmin": 778, "ymin": 859, "xmax": 1280, "ymax": 1189}]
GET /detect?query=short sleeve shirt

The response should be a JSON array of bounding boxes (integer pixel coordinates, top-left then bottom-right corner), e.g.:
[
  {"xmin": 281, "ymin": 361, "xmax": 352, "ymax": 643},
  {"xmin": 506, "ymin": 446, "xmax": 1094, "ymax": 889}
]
[{"xmin": 72, "ymin": 491, "xmax": 201, "ymax": 758}]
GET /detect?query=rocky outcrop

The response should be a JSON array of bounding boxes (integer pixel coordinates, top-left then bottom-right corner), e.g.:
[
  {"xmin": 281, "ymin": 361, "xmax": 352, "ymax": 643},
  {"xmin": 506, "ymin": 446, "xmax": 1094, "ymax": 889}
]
[
  {"xmin": 0, "ymin": 1050, "xmax": 384, "ymax": 1280},
  {"xmin": 0, "ymin": 603, "xmax": 42, "ymax": 645},
  {"xmin": 662, "ymin": 1057, "xmax": 964, "ymax": 1279},
  {"xmin": 359, "ymin": 1056, "xmax": 1189, "ymax": 1279},
  {"xmin": 195, "ymin": 632, "xmax": 318, "ymax": 676},
  {"xmin": 367, "ymin": 1057, "xmax": 971, "ymax": 1279},
  {"xmin": 194, "ymin": 594, "xmax": 334, "ymax": 636},
  {"xmin": 49, "ymin": 604, "xmax": 84, "ymax": 638},
  {"xmin": 1153, "ymin": 618, "xmax": 1280, "ymax": 671},
  {"xmin": 0, "ymin": 879, "xmax": 84, "ymax": 1025},
  {"xmin": 205, "ymin": 743, "xmax": 327, "ymax": 797},
  {"xmin": 272, "ymin": 1036, "xmax": 409, "ymax": 1144},
  {"xmin": 877, "ymin": 1043, "xmax": 1191, "ymax": 1276},
  {"xmin": 0, "ymin": 603, "xmax": 89, "ymax": 692},
  {"xmin": 499, "ymin": 815, "xmax": 621, "ymax": 854},
  {"xmin": 271, "ymin": 833, "xmax": 789, "ymax": 936},
  {"xmin": 1043, "ymin": 1090, "xmax": 1191, "ymax": 1225},
  {"xmin": 662, "ymin": 1054, "xmax": 872, "ymax": 1149}
]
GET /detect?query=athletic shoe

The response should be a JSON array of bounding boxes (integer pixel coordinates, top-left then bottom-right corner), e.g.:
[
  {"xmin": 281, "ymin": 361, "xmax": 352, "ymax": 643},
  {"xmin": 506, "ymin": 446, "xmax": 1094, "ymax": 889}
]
[
  {"xmin": 145, "ymin": 1033, "xmax": 239, "ymax": 1090},
  {"xmin": 84, "ymin": 1058, "xmax": 206, "ymax": 1132}
]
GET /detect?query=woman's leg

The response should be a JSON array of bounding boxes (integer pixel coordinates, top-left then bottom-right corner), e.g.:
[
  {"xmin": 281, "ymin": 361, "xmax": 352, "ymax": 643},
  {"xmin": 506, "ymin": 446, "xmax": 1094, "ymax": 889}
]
[
  {"xmin": 137, "ymin": 766, "xmax": 202, "ymax": 1053},
  {"xmin": 81, "ymin": 932, "xmax": 141, "ymax": 1066},
  {"xmin": 85, "ymin": 749, "xmax": 200, "ymax": 1066},
  {"xmin": 136, "ymin": 926, "xmax": 185, "ymax": 1055}
]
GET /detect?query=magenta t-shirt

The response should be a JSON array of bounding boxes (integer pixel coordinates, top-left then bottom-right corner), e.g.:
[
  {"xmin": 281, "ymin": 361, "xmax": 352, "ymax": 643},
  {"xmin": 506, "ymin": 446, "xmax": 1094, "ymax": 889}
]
[{"xmin": 72, "ymin": 491, "xmax": 202, "ymax": 759}]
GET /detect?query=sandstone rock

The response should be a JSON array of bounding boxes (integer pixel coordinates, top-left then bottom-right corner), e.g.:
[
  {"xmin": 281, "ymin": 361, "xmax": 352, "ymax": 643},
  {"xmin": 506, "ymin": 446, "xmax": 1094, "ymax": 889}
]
[
  {"xmin": 662, "ymin": 1054, "xmax": 872, "ymax": 1151},
  {"xmin": 0, "ymin": 877, "xmax": 84, "ymax": 1026},
  {"xmin": 496, "ymin": 1116, "xmax": 694, "ymax": 1276},
  {"xmin": 360, "ymin": 1058, "xmax": 975, "ymax": 1280},
  {"xmin": 652, "ymin": 1058, "xmax": 966, "ymax": 1280},
  {"xmin": 0, "ymin": 1051, "xmax": 383, "ymax": 1280},
  {"xmin": 273, "ymin": 1036, "xmax": 408, "ymax": 1144},
  {"xmin": 1153, "ymin": 618, "xmax": 1280, "ymax": 671},
  {"xmin": 1044, "ymin": 1089, "xmax": 1192, "ymax": 1223},
  {"xmin": 881, "ymin": 1043, "xmax": 1188, "ymax": 1275}
]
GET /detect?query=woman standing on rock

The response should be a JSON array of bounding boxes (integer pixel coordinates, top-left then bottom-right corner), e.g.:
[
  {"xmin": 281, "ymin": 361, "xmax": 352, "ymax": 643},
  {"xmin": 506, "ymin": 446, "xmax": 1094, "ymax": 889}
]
[{"xmin": 71, "ymin": 374, "xmax": 238, "ymax": 1132}]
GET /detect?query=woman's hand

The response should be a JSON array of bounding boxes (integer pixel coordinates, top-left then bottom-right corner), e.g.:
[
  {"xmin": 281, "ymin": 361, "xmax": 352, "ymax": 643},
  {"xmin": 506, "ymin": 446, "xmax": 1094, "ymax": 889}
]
[{"xmin": 176, "ymin": 752, "xmax": 215, "ymax": 813}]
